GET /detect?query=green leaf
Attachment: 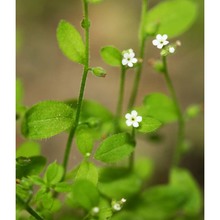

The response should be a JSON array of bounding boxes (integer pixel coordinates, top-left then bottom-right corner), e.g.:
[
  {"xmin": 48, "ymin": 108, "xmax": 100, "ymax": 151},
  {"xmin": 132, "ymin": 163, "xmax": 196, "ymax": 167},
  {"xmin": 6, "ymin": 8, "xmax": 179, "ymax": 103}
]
[
  {"xmin": 98, "ymin": 167, "xmax": 142, "ymax": 199},
  {"xmin": 142, "ymin": 93, "xmax": 178, "ymax": 123},
  {"xmin": 57, "ymin": 20, "xmax": 85, "ymax": 64},
  {"xmin": 54, "ymin": 182, "xmax": 72, "ymax": 193},
  {"xmin": 44, "ymin": 161, "xmax": 64, "ymax": 185},
  {"xmin": 75, "ymin": 161, "xmax": 99, "ymax": 185},
  {"xmin": 16, "ymin": 156, "xmax": 46, "ymax": 179},
  {"xmin": 145, "ymin": 0, "xmax": 197, "ymax": 38},
  {"xmin": 21, "ymin": 100, "xmax": 75, "ymax": 140},
  {"xmin": 72, "ymin": 179, "xmax": 100, "ymax": 210},
  {"xmin": 111, "ymin": 211, "xmax": 145, "ymax": 220},
  {"xmin": 16, "ymin": 79, "xmax": 24, "ymax": 109},
  {"xmin": 137, "ymin": 185, "xmax": 189, "ymax": 220},
  {"xmin": 75, "ymin": 124, "xmax": 95, "ymax": 156},
  {"xmin": 100, "ymin": 46, "xmax": 122, "ymax": 67},
  {"xmin": 91, "ymin": 67, "xmax": 107, "ymax": 77},
  {"xmin": 94, "ymin": 133, "xmax": 135, "ymax": 163},
  {"xmin": 137, "ymin": 116, "xmax": 162, "ymax": 133},
  {"xmin": 16, "ymin": 141, "xmax": 41, "ymax": 158},
  {"xmin": 170, "ymin": 168, "xmax": 202, "ymax": 216}
]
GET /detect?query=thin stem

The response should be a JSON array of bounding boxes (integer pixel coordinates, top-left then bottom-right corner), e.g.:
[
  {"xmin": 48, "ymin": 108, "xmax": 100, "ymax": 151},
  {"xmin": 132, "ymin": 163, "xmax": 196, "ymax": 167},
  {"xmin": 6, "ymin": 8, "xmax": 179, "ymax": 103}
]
[
  {"xmin": 115, "ymin": 66, "xmax": 126, "ymax": 131},
  {"xmin": 62, "ymin": 0, "xmax": 90, "ymax": 178},
  {"xmin": 162, "ymin": 56, "xmax": 185, "ymax": 166},
  {"xmin": 128, "ymin": 0, "xmax": 147, "ymax": 109},
  {"xmin": 129, "ymin": 127, "xmax": 136, "ymax": 170},
  {"xmin": 16, "ymin": 195, "xmax": 44, "ymax": 220}
]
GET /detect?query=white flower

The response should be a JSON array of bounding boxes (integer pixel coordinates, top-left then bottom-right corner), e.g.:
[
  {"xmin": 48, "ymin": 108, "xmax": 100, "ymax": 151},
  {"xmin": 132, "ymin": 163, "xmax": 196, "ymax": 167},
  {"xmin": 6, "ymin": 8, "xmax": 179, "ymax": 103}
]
[
  {"xmin": 125, "ymin": 110, "xmax": 142, "ymax": 128},
  {"xmin": 169, "ymin": 47, "xmax": 175, "ymax": 53},
  {"xmin": 122, "ymin": 49, "xmax": 138, "ymax": 67},
  {"xmin": 113, "ymin": 203, "xmax": 121, "ymax": 211},
  {"xmin": 152, "ymin": 34, "xmax": 169, "ymax": 49},
  {"xmin": 91, "ymin": 207, "xmax": 100, "ymax": 214},
  {"xmin": 121, "ymin": 198, "xmax": 126, "ymax": 203}
]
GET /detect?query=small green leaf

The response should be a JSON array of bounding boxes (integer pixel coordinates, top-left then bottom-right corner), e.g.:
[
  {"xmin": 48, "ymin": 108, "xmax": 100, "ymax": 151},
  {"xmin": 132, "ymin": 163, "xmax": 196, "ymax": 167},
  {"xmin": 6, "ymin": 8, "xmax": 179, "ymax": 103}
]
[
  {"xmin": 94, "ymin": 133, "xmax": 135, "ymax": 163},
  {"xmin": 21, "ymin": 100, "xmax": 75, "ymax": 140},
  {"xmin": 75, "ymin": 124, "xmax": 95, "ymax": 156},
  {"xmin": 44, "ymin": 162, "xmax": 64, "ymax": 185},
  {"xmin": 16, "ymin": 141, "xmax": 41, "ymax": 158},
  {"xmin": 98, "ymin": 167, "xmax": 142, "ymax": 199},
  {"xmin": 145, "ymin": 0, "xmax": 197, "ymax": 38},
  {"xmin": 91, "ymin": 67, "xmax": 107, "ymax": 77},
  {"xmin": 16, "ymin": 156, "xmax": 46, "ymax": 179},
  {"xmin": 111, "ymin": 211, "xmax": 145, "ymax": 220},
  {"xmin": 138, "ymin": 116, "xmax": 162, "ymax": 133},
  {"xmin": 75, "ymin": 161, "xmax": 99, "ymax": 185},
  {"xmin": 57, "ymin": 20, "xmax": 85, "ymax": 64},
  {"xmin": 72, "ymin": 179, "xmax": 100, "ymax": 210},
  {"xmin": 142, "ymin": 93, "xmax": 178, "ymax": 123},
  {"xmin": 100, "ymin": 46, "xmax": 122, "ymax": 67},
  {"xmin": 170, "ymin": 168, "xmax": 202, "ymax": 216},
  {"xmin": 54, "ymin": 182, "xmax": 72, "ymax": 193}
]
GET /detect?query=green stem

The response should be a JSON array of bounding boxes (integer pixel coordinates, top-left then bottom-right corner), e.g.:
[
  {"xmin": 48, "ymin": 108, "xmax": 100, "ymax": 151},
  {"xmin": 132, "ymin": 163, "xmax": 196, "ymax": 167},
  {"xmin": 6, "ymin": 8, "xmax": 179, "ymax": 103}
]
[
  {"xmin": 128, "ymin": 0, "xmax": 147, "ymax": 109},
  {"xmin": 16, "ymin": 195, "xmax": 44, "ymax": 220},
  {"xmin": 129, "ymin": 127, "xmax": 136, "ymax": 170},
  {"xmin": 62, "ymin": 0, "xmax": 90, "ymax": 178},
  {"xmin": 115, "ymin": 66, "xmax": 126, "ymax": 131},
  {"xmin": 162, "ymin": 56, "xmax": 185, "ymax": 166}
]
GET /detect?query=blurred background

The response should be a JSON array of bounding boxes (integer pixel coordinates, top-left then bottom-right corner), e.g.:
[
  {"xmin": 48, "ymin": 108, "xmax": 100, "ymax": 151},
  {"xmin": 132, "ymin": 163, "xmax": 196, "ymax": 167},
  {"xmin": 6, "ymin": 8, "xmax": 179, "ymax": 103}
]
[{"xmin": 16, "ymin": 0, "xmax": 204, "ymax": 188}]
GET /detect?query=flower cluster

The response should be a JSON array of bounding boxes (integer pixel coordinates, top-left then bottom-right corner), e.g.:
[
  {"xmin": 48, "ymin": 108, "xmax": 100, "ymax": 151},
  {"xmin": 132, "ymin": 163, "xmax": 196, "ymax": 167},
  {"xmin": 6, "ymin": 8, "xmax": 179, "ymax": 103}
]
[
  {"xmin": 152, "ymin": 34, "xmax": 181, "ymax": 55},
  {"xmin": 125, "ymin": 110, "xmax": 142, "ymax": 128},
  {"xmin": 112, "ymin": 198, "xmax": 127, "ymax": 212},
  {"xmin": 122, "ymin": 49, "xmax": 138, "ymax": 67}
]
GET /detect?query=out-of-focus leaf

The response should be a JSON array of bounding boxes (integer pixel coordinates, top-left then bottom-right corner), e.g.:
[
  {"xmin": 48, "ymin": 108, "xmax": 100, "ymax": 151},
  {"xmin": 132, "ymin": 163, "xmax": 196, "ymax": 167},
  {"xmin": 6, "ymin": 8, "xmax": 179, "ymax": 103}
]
[
  {"xmin": 137, "ymin": 116, "xmax": 162, "ymax": 133},
  {"xmin": 16, "ymin": 141, "xmax": 41, "ymax": 158}
]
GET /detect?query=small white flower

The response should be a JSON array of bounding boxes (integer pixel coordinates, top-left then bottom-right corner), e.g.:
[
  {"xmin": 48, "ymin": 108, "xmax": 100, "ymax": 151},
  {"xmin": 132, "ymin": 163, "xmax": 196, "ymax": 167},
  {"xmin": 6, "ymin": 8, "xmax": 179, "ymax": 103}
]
[
  {"xmin": 122, "ymin": 49, "xmax": 138, "ymax": 67},
  {"xmin": 121, "ymin": 198, "xmax": 126, "ymax": 203},
  {"xmin": 125, "ymin": 110, "xmax": 142, "ymax": 128},
  {"xmin": 113, "ymin": 203, "xmax": 121, "ymax": 211},
  {"xmin": 152, "ymin": 34, "xmax": 169, "ymax": 49},
  {"xmin": 91, "ymin": 207, "xmax": 100, "ymax": 214},
  {"xmin": 169, "ymin": 47, "xmax": 175, "ymax": 53}
]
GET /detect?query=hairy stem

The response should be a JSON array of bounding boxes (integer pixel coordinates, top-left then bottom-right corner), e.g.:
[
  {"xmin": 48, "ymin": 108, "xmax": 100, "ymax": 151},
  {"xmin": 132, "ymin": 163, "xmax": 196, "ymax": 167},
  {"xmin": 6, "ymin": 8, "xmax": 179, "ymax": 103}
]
[
  {"xmin": 115, "ymin": 66, "xmax": 126, "ymax": 131},
  {"xmin": 16, "ymin": 194, "xmax": 44, "ymax": 220},
  {"xmin": 62, "ymin": 0, "xmax": 90, "ymax": 178},
  {"xmin": 162, "ymin": 56, "xmax": 185, "ymax": 166},
  {"xmin": 128, "ymin": 0, "xmax": 147, "ymax": 109}
]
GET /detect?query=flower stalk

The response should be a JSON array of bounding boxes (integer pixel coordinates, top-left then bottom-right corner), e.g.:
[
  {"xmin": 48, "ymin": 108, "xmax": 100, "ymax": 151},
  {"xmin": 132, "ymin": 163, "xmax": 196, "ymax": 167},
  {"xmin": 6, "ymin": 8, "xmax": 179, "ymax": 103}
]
[{"xmin": 62, "ymin": 0, "xmax": 90, "ymax": 178}]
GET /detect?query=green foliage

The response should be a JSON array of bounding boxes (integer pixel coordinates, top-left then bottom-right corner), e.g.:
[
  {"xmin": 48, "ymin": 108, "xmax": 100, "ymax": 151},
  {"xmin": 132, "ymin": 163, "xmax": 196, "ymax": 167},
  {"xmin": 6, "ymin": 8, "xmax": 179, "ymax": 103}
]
[
  {"xmin": 16, "ymin": 156, "xmax": 46, "ymax": 179},
  {"xmin": 137, "ymin": 116, "xmax": 162, "ymax": 133},
  {"xmin": 100, "ymin": 46, "xmax": 122, "ymax": 67},
  {"xmin": 71, "ymin": 179, "xmax": 100, "ymax": 210},
  {"xmin": 21, "ymin": 100, "xmax": 75, "ymax": 139},
  {"xmin": 44, "ymin": 161, "xmax": 64, "ymax": 185},
  {"xmin": 141, "ymin": 93, "xmax": 178, "ymax": 123},
  {"xmin": 16, "ymin": 79, "xmax": 26, "ymax": 118},
  {"xmin": 75, "ymin": 161, "xmax": 99, "ymax": 185},
  {"xmin": 16, "ymin": 141, "xmax": 41, "ymax": 158},
  {"xmin": 185, "ymin": 104, "xmax": 201, "ymax": 119},
  {"xmin": 91, "ymin": 67, "xmax": 107, "ymax": 77},
  {"xmin": 145, "ymin": 0, "xmax": 197, "ymax": 38},
  {"xmin": 94, "ymin": 133, "xmax": 135, "ymax": 163},
  {"xmin": 57, "ymin": 20, "xmax": 86, "ymax": 64}
]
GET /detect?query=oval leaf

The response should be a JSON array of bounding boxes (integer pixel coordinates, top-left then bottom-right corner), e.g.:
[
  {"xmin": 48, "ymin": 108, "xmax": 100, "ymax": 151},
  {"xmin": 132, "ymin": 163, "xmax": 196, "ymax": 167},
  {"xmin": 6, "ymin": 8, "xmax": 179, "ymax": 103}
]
[
  {"xmin": 145, "ymin": 0, "xmax": 197, "ymax": 38},
  {"xmin": 72, "ymin": 179, "xmax": 99, "ymax": 210},
  {"xmin": 138, "ymin": 116, "xmax": 162, "ymax": 133},
  {"xmin": 57, "ymin": 20, "xmax": 85, "ymax": 64},
  {"xmin": 94, "ymin": 132, "xmax": 135, "ymax": 163},
  {"xmin": 100, "ymin": 46, "xmax": 122, "ymax": 67},
  {"xmin": 16, "ymin": 141, "xmax": 41, "ymax": 158},
  {"xmin": 21, "ymin": 100, "xmax": 75, "ymax": 140},
  {"xmin": 142, "ymin": 93, "xmax": 178, "ymax": 123}
]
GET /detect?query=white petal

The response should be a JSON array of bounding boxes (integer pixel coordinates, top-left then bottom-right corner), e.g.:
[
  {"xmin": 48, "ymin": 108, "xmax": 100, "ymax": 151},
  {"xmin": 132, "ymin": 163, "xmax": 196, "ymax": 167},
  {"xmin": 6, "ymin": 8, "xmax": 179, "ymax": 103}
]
[
  {"xmin": 122, "ymin": 59, "xmax": 128, "ymax": 65},
  {"xmin": 169, "ymin": 47, "xmax": 175, "ymax": 53},
  {"xmin": 123, "ymin": 53, "xmax": 130, "ymax": 59},
  {"xmin": 133, "ymin": 121, "xmax": 139, "ymax": 128},
  {"xmin": 163, "ymin": 40, "xmax": 169, "ymax": 45},
  {"xmin": 152, "ymin": 39, "xmax": 159, "ymax": 46},
  {"xmin": 162, "ymin": 34, "xmax": 168, "ymax": 40},
  {"xmin": 128, "ymin": 62, "xmax": 133, "ymax": 67},
  {"xmin": 132, "ymin": 58, "xmax": 138, "ymax": 63},
  {"xmin": 125, "ymin": 113, "xmax": 131, "ymax": 119},
  {"xmin": 136, "ymin": 116, "xmax": 142, "ymax": 122},
  {"xmin": 126, "ymin": 120, "xmax": 133, "ymax": 126},
  {"xmin": 128, "ymin": 49, "xmax": 133, "ymax": 53},
  {"xmin": 131, "ymin": 110, "xmax": 137, "ymax": 117},
  {"xmin": 157, "ymin": 43, "xmax": 163, "ymax": 49},
  {"xmin": 156, "ymin": 34, "xmax": 162, "ymax": 41},
  {"xmin": 129, "ymin": 52, "xmax": 135, "ymax": 58}
]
